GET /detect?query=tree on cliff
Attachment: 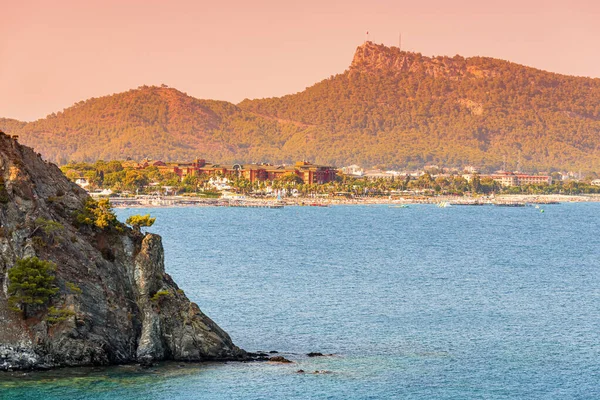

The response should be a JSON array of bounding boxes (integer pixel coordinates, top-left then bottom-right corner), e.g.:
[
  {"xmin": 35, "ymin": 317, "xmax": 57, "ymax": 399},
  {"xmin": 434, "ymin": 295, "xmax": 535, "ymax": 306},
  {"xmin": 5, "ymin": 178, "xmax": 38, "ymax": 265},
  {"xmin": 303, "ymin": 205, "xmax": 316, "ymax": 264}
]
[
  {"xmin": 8, "ymin": 257, "xmax": 59, "ymax": 318},
  {"xmin": 74, "ymin": 198, "xmax": 121, "ymax": 230},
  {"xmin": 126, "ymin": 214, "xmax": 156, "ymax": 233}
]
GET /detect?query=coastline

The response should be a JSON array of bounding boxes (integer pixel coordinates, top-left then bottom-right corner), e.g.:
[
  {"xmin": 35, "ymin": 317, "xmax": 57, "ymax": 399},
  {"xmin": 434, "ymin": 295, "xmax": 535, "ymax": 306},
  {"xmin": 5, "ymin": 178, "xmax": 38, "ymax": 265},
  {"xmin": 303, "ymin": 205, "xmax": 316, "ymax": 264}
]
[{"xmin": 108, "ymin": 194, "xmax": 600, "ymax": 208}]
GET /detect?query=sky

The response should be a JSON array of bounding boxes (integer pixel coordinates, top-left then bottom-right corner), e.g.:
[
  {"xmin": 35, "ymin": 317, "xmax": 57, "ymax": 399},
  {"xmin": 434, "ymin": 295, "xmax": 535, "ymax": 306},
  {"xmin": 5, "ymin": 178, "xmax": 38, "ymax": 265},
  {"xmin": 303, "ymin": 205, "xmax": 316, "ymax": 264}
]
[{"xmin": 1, "ymin": 0, "xmax": 599, "ymax": 121}]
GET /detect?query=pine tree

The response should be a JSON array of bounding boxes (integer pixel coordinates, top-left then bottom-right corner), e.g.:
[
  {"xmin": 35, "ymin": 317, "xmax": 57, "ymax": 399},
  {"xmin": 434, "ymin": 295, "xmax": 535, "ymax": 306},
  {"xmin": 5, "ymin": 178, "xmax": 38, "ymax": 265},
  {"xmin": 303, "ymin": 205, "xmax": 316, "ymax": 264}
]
[{"xmin": 8, "ymin": 257, "xmax": 59, "ymax": 318}]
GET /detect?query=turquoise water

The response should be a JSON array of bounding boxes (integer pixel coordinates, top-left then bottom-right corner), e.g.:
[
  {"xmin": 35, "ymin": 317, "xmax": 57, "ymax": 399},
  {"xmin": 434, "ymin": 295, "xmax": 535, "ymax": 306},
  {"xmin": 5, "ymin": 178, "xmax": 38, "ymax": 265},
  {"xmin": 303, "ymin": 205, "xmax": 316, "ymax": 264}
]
[{"xmin": 2, "ymin": 204, "xmax": 600, "ymax": 399}]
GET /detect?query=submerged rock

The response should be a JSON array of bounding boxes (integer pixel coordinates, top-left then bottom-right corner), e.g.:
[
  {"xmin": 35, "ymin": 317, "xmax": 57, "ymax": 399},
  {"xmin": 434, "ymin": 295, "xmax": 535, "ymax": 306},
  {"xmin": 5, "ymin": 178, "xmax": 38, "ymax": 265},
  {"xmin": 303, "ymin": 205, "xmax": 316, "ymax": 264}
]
[
  {"xmin": 0, "ymin": 132, "xmax": 246, "ymax": 370},
  {"xmin": 268, "ymin": 356, "xmax": 293, "ymax": 363},
  {"xmin": 307, "ymin": 352, "xmax": 334, "ymax": 357}
]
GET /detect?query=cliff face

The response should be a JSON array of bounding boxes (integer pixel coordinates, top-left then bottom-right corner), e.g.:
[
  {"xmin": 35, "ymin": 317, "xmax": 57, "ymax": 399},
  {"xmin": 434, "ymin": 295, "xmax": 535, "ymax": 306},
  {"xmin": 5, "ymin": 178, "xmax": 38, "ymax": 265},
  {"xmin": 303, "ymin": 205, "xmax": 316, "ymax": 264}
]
[
  {"xmin": 349, "ymin": 41, "xmax": 496, "ymax": 79},
  {"xmin": 0, "ymin": 132, "xmax": 245, "ymax": 370}
]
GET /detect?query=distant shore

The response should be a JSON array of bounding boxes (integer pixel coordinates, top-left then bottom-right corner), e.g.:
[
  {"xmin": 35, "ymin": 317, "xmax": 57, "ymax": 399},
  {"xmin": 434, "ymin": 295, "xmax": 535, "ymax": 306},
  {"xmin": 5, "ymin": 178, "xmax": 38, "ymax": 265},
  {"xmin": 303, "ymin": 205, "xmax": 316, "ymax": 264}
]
[{"xmin": 108, "ymin": 194, "xmax": 600, "ymax": 208}]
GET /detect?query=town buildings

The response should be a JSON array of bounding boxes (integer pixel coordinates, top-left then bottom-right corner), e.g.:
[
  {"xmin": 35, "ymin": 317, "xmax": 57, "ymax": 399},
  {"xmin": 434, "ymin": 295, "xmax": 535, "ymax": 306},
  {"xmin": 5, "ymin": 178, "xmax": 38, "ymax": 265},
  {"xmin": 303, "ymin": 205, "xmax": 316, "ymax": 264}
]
[
  {"xmin": 139, "ymin": 159, "xmax": 338, "ymax": 185},
  {"xmin": 340, "ymin": 164, "xmax": 364, "ymax": 176},
  {"xmin": 464, "ymin": 171, "xmax": 552, "ymax": 186},
  {"xmin": 138, "ymin": 158, "xmax": 555, "ymax": 188}
]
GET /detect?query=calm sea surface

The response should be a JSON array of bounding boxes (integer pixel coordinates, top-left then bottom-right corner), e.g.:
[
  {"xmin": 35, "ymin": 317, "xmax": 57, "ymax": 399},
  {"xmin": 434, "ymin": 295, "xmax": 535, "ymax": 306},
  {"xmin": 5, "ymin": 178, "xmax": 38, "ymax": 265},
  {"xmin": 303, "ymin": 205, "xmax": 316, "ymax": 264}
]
[{"xmin": 2, "ymin": 204, "xmax": 600, "ymax": 399}]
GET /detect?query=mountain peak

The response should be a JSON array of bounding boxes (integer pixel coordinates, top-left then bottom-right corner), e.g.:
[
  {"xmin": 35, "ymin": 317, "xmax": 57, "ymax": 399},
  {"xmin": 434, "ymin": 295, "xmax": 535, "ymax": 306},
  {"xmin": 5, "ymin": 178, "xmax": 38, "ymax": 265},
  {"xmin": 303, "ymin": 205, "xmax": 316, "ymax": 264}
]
[
  {"xmin": 350, "ymin": 41, "xmax": 470, "ymax": 78},
  {"xmin": 350, "ymin": 41, "xmax": 405, "ymax": 70}
]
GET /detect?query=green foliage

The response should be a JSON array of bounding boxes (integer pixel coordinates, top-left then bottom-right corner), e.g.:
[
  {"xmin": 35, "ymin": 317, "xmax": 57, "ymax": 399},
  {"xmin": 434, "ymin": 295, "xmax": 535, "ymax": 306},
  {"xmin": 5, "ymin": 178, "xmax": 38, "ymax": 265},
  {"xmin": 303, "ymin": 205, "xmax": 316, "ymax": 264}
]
[
  {"xmin": 8, "ymin": 257, "xmax": 59, "ymax": 316},
  {"xmin": 66, "ymin": 281, "xmax": 83, "ymax": 294},
  {"xmin": 35, "ymin": 217, "xmax": 64, "ymax": 235},
  {"xmin": 151, "ymin": 289, "xmax": 172, "ymax": 303},
  {"xmin": 32, "ymin": 236, "xmax": 46, "ymax": 248},
  {"xmin": 46, "ymin": 306, "xmax": 76, "ymax": 325},
  {"xmin": 63, "ymin": 159, "xmax": 233, "ymax": 195},
  {"xmin": 276, "ymin": 173, "xmax": 304, "ymax": 184},
  {"xmin": 470, "ymin": 174, "xmax": 482, "ymax": 194},
  {"xmin": 74, "ymin": 198, "xmax": 120, "ymax": 230},
  {"xmin": 199, "ymin": 191, "xmax": 222, "ymax": 198},
  {"xmin": 126, "ymin": 214, "xmax": 156, "ymax": 232}
]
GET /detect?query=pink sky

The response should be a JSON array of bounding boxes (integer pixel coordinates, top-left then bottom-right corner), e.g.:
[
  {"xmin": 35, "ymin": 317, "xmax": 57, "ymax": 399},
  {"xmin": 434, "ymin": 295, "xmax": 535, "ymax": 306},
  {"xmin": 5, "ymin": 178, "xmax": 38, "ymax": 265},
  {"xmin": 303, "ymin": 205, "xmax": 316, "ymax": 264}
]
[{"xmin": 1, "ymin": 0, "xmax": 599, "ymax": 121}]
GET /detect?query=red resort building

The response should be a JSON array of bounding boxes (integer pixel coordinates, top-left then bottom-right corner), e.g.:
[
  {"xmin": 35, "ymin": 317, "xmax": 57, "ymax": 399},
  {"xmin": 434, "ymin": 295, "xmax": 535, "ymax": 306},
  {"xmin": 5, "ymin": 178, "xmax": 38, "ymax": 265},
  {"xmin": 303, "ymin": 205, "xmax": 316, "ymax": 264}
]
[{"xmin": 144, "ymin": 159, "xmax": 338, "ymax": 184}]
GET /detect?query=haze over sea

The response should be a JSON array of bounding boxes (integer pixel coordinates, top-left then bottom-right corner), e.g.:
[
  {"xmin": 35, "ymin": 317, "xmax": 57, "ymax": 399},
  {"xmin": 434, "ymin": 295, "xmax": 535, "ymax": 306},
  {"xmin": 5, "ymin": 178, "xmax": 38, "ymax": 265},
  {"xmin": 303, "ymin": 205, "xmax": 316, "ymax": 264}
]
[{"xmin": 2, "ymin": 204, "xmax": 599, "ymax": 399}]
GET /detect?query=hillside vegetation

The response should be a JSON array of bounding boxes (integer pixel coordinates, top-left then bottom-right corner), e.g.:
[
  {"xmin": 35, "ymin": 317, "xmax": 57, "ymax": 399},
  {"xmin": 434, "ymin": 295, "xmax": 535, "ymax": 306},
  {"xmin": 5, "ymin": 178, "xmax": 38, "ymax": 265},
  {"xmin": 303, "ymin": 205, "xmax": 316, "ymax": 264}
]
[
  {"xmin": 1, "ymin": 86, "xmax": 306, "ymax": 165},
  {"xmin": 3, "ymin": 42, "xmax": 600, "ymax": 172},
  {"xmin": 240, "ymin": 42, "xmax": 600, "ymax": 171}
]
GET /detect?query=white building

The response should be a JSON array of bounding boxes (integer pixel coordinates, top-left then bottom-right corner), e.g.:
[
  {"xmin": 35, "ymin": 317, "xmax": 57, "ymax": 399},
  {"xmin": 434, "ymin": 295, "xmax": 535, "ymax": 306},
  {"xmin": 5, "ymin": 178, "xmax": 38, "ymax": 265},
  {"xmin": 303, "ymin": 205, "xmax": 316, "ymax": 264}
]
[
  {"xmin": 340, "ymin": 164, "xmax": 364, "ymax": 176},
  {"xmin": 75, "ymin": 177, "xmax": 89, "ymax": 189}
]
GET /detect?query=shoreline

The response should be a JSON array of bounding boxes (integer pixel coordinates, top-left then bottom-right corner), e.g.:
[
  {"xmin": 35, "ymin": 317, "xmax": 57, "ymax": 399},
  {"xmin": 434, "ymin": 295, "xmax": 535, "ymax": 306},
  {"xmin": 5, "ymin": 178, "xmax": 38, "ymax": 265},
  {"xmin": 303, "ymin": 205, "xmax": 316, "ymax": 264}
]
[{"xmin": 109, "ymin": 194, "xmax": 600, "ymax": 208}]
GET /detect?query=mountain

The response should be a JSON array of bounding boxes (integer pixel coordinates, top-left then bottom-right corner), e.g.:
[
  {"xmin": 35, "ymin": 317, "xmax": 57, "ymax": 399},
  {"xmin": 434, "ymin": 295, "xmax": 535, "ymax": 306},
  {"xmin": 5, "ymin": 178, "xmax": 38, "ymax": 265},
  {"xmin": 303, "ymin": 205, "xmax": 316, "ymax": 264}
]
[
  {"xmin": 2, "ymin": 86, "xmax": 309, "ymax": 165},
  {"xmin": 240, "ymin": 42, "xmax": 600, "ymax": 171},
  {"xmin": 0, "ymin": 118, "xmax": 27, "ymax": 134},
  {"xmin": 0, "ymin": 132, "xmax": 245, "ymax": 370},
  {"xmin": 3, "ymin": 42, "xmax": 600, "ymax": 171}
]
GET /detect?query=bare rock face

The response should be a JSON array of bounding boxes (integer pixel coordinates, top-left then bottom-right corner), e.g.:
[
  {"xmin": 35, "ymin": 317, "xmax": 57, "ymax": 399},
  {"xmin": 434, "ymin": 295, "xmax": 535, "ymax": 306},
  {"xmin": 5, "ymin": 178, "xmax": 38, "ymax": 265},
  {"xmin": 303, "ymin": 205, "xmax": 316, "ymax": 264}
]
[
  {"xmin": 0, "ymin": 132, "xmax": 246, "ymax": 370},
  {"xmin": 350, "ymin": 41, "xmax": 497, "ymax": 79}
]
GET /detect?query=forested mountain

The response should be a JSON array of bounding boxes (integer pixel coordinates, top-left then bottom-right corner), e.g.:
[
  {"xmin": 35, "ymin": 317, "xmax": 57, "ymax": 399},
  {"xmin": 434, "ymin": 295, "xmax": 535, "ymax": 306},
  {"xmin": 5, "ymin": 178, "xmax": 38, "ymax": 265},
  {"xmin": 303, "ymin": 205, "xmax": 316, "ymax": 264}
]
[
  {"xmin": 3, "ymin": 42, "xmax": 600, "ymax": 171},
  {"xmin": 240, "ymin": 42, "xmax": 600, "ymax": 171},
  {"xmin": 1, "ymin": 86, "xmax": 308, "ymax": 165},
  {"xmin": 0, "ymin": 118, "xmax": 27, "ymax": 134}
]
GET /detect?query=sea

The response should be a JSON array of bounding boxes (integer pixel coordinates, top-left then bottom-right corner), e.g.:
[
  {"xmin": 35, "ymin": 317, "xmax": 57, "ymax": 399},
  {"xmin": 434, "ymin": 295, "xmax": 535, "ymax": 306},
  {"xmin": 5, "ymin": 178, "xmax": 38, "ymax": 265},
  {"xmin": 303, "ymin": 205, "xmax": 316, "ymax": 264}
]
[{"xmin": 1, "ymin": 203, "xmax": 599, "ymax": 399}]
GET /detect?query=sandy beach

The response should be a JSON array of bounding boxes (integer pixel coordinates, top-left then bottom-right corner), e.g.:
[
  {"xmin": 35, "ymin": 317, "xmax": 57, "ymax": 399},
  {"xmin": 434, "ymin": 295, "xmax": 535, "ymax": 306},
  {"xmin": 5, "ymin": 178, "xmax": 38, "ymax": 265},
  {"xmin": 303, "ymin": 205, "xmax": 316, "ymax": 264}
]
[{"xmin": 108, "ymin": 193, "xmax": 600, "ymax": 208}]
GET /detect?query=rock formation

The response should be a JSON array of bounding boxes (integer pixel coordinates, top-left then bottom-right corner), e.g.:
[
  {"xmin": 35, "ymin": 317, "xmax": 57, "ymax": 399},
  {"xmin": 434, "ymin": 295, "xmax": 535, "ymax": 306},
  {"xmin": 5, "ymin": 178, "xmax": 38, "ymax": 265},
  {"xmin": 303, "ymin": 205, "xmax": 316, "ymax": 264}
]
[
  {"xmin": 349, "ymin": 41, "xmax": 495, "ymax": 79},
  {"xmin": 0, "ymin": 132, "xmax": 245, "ymax": 370}
]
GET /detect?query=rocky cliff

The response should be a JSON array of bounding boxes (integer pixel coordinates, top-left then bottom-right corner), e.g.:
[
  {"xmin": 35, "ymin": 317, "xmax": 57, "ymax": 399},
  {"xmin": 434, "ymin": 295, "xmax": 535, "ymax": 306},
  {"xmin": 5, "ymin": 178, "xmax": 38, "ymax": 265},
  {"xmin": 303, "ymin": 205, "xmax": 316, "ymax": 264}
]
[
  {"xmin": 350, "ymin": 41, "xmax": 504, "ymax": 80},
  {"xmin": 0, "ymin": 132, "xmax": 246, "ymax": 370},
  {"xmin": 350, "ymin": 41, "xmax": 467, "ymax": 78}
]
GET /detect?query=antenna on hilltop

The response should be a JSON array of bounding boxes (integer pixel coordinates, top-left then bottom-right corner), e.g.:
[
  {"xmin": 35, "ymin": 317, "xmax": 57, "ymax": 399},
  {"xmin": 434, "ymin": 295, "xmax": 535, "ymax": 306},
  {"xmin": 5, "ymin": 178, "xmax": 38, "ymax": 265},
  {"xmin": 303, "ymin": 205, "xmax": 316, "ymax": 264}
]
[
  {"xmin": 365, "ymin": 30, "xmax": 370, "ymax": 43},
  {"xmin": 399, "ymin": 32, "xmax": 402, "ymax": 51}
]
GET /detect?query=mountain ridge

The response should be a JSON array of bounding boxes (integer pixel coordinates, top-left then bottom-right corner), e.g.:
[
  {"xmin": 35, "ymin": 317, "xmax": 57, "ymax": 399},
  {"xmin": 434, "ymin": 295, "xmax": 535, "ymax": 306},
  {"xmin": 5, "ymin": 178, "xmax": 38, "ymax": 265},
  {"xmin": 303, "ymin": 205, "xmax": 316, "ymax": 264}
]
[{"xmin": 3, "ymin": 42, "xmax": 600, "ymax": 172}]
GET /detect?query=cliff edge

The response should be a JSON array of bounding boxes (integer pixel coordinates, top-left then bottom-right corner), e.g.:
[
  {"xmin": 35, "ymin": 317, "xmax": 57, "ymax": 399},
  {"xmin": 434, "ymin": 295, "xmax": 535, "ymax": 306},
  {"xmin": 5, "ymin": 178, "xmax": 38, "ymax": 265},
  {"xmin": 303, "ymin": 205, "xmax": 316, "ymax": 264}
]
[
  {"xmin": 0, "ymin": 132, "xmax": 246, "ymax": 370},
  {"xmin": 350, "ymin": 41, "xmax": 497, "ymax": 79}
]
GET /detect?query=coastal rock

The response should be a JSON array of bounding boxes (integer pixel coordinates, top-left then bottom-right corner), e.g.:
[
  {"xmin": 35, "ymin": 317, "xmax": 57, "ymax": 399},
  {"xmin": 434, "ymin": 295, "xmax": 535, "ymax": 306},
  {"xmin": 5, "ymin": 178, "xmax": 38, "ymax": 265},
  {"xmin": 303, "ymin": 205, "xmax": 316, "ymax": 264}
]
[
  {"xmin": 307, "ymin": 352, "xmax": 334, "ymax": 357},
  {"xmin": 269, "ymin": 356, "xmax": 293, "ymax": 363},
  {"xmin": 0, "ymin": 132, "xmax": 245, "ymax": 370}
]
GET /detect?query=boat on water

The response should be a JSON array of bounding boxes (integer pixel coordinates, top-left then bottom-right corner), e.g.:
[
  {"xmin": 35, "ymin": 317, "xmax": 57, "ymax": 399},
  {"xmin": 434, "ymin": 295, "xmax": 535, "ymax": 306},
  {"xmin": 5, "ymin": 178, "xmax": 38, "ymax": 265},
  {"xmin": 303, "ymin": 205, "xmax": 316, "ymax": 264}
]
[
  {"xmin": 437, "ymin": 202, "xmax": 451, "ymax": 208},
  {"xmin": 389, "ymin": 204, "xmax": 409, "ymax": 208}
]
